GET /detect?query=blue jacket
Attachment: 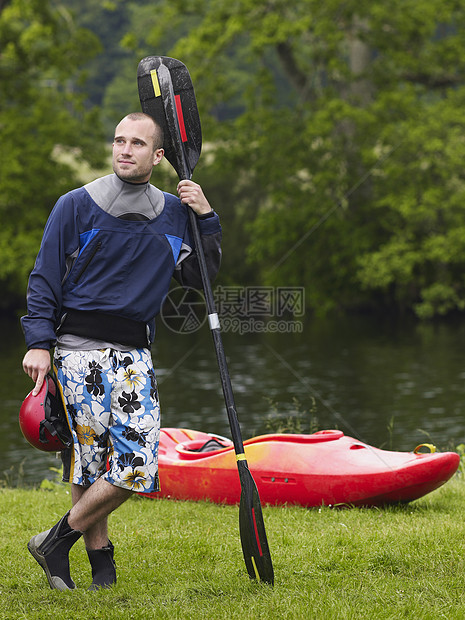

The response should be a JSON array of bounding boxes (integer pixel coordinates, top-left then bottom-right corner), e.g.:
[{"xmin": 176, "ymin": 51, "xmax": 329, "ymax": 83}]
[{"xmin": 21, "ymin": 183, "xmax": 221, "ymax": 349}]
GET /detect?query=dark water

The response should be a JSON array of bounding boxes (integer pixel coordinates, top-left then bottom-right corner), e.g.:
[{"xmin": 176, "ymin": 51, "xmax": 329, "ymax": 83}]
[{"xmin": 2, "ymin": 313, "xmax": 465, "ymax": 486}]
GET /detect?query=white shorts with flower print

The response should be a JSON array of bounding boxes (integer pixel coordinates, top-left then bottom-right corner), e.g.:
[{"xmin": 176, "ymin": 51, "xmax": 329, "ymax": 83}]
[{"xmin": 54, "ymin": 347, "xmax": 160, "ymax": 493}]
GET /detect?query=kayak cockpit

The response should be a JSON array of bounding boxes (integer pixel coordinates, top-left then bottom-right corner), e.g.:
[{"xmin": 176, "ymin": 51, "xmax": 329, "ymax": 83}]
[{"xmin": 175, "ymin": 436, "xmax": 233, "ymax": 459}]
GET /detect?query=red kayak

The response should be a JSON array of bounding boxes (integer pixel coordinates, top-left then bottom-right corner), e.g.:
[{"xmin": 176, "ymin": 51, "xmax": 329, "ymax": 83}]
[{"xmin": 142, "ymin": 428, "xmax": 460, "ymax": 507}]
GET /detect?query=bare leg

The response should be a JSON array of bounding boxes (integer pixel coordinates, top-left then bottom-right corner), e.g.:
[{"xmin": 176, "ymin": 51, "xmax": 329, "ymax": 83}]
[
  {"xmin": 68, "ymin": 478, "xmax": 132, "ymax": 546},
  {"xmin": 71, "ymin": 484, "xmax": 110, "ymax": 550},
  {"xmin": 70, "ymin": 481, "xmax": 123, "ymax": 589}
]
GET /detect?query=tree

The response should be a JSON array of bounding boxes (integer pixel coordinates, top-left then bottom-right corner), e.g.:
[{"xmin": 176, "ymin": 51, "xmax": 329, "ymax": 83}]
[
  {"xmin": 0, "ymin": 0, "xmax": 105, "ymax": 311},
  {"xmin": 60, "ymin": 0, "xmax": 179, "ymax": 137},
  {"xmin": 136, "ymin": 0, "xmax": 465, "ymax": 318}
]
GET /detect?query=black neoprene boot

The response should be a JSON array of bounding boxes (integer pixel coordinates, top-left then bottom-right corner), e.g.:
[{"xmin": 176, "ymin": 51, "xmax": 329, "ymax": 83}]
[
  {"xmin": 87, "ymin": 540, "xmax": 116, "ymax": 590},
  {"xmin": 28, "ymin": 511, "xmax": 82, "ymax": 590}
]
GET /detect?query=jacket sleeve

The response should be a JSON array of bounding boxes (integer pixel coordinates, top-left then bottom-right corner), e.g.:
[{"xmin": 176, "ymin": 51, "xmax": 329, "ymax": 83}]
[
  {"xmin": 174, "ymin": 211, "xmax": 222, "ymax": 290},
  {"xmin": 20, "ymin": 194, "xmax": 80, "ymax": 350}
]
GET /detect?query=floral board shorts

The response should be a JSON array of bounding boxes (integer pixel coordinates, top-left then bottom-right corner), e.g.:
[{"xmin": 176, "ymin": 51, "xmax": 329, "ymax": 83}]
[{"xmin": 54, "ymin": 347, "xmax": 160, "ymax": 493}]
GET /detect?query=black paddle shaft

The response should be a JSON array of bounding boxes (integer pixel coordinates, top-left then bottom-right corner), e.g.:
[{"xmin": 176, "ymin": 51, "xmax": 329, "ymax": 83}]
[
  {"xmin": 142, "ymin": 58, "xmax": 274, "ymax": 584},
  {"xmin": 187, "ymin": 210, "xmax": 245, "ymax": 455},
  {"xmin": 169, "ymin": 92, "xmax": 275, "ymax": 589}
]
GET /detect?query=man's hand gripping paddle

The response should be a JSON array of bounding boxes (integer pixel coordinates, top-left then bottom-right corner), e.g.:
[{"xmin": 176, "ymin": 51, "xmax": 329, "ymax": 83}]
[{"xmin": 137, "ymin": 56, "xmax": 274, "ymax": 585}]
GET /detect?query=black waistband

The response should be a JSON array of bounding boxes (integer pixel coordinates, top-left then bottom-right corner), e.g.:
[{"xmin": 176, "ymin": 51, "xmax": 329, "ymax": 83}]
[{"xmin": 57, "ymin": 309, "xmax": 150, "ymax": 349}]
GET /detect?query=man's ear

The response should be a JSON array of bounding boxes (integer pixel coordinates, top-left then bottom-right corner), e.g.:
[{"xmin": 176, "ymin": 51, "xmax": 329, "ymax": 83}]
[{"xmin": 153, "ymin": 148, "xmax": 164, "ymax": 167}]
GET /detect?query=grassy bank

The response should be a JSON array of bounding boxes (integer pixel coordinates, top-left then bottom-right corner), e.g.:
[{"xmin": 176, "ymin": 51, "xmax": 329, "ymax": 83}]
[{"xmin": 1, "ymin": 478, "xmax": 465, "ymax": 619}]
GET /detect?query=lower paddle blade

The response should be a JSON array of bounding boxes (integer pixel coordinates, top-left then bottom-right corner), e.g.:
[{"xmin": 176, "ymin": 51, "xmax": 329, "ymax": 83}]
[{"xmin": 238, "ymin": 461, "xmax": 274, "ymax": 585}]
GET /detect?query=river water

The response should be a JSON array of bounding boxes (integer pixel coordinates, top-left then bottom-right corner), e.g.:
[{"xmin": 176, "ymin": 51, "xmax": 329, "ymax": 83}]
[{"xmin": 2, "ymin": 313, "xmax": 465, "ymax": 486}]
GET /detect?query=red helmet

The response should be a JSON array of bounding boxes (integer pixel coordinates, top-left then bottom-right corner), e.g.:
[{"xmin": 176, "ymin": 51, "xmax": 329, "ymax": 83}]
[{"xmin": 19, "ymin": 374, "xmax": 71, "ymax": 452}]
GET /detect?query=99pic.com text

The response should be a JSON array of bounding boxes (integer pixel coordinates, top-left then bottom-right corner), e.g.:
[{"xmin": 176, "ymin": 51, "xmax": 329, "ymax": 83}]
[{"xmin": 160, "ymin": 285, "xmax": 305, "ymax": 334}]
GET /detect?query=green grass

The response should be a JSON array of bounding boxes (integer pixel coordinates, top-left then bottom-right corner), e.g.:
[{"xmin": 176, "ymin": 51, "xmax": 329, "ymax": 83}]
[{"xmin": 2, "ymin": 478, "xmax": 465, "ymax": 619}]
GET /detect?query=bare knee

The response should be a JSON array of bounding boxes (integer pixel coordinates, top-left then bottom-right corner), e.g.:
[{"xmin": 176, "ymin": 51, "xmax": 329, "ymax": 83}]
[{"xmin": 68, "ymin": 478, "xmax": 132, "ymax": 533}]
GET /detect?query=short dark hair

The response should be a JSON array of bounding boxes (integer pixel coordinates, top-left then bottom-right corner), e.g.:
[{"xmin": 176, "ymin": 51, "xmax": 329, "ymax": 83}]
[{"xmin": 121, "ymin": 112, "xmax": 164, "ymax": 151}]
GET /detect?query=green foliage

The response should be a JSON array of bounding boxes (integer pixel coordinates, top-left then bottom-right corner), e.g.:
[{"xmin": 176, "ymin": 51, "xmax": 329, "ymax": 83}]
[
  {"xmin": 357, "ymin": 88, "xmax": 465, "ymax": 317},
  {"xmin": 0, "ymin": 0, "xmax": 106, "ymax": 310},
  {"xmin": 139, "ymin": 0, "xmax": 465, "ymax": 318},
  {"xmin": 261, "ymin": 397, "xmax": 319, "ymax": 435},
  {"xmin": 60, "ymin": 0, "xmax": 156, "ymax": 136},
  {"xmin": 5, "ymin": 0, "xmax": 465, "ymax": 318},
  {"xmin": 452, "ymin": 442, "xmax": 465, "ymax": 476}
]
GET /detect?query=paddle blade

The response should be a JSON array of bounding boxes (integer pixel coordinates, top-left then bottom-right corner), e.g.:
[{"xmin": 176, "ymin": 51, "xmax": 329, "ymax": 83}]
[
  {"xmin": 137, "ymin": 56, "xmax": 202, "ymax": 177},
  {"xmin": 238, "ymin": 460, "xmax": 274, "ymax": 585}
]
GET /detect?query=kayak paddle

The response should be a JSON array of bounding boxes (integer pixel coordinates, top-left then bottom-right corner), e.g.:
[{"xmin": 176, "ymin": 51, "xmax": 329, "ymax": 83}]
[{"xmin": 137, "ymin": 55, "xmax": 274, "ymax": 585}]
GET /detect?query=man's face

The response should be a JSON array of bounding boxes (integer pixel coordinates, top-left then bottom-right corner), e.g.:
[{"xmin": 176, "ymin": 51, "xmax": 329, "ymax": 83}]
[{"xmin": 112, "ymin": 118, "xmax": 163, "ymax": 183}]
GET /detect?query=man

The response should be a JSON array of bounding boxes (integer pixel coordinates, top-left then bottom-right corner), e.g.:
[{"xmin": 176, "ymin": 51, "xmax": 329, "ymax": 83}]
[{"xmin": 21, "ymin": 112, "xmax": 221, "ymax": 590}]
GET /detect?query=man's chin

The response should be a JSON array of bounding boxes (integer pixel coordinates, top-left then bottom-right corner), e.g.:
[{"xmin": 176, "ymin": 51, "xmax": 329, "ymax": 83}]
[{"xmin": 114, "ymin": 166, "xmax": 150, "ymax": 183}]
